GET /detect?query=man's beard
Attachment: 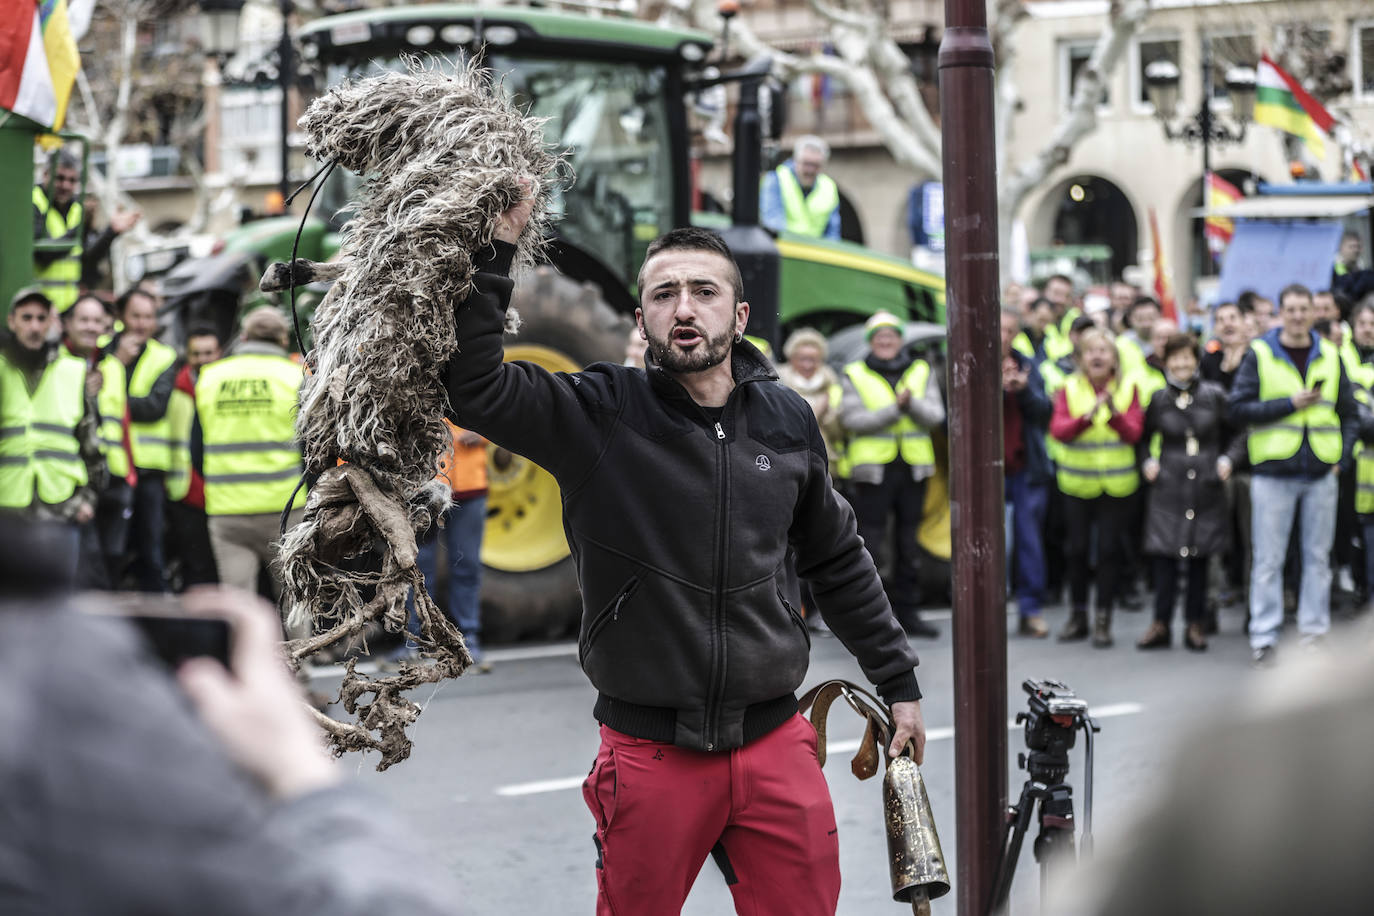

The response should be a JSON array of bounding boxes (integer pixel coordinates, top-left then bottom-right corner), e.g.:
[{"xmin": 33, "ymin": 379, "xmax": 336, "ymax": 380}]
[{"xmin": 646, "ymin": 324, "xmax": 734, "ymax": 374}]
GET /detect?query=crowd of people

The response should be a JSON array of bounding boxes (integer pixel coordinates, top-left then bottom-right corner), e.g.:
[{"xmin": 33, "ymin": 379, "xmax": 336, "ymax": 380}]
[{"xmin": 769, "ymin": 255, "xmax": 1374, "ymax": 666}]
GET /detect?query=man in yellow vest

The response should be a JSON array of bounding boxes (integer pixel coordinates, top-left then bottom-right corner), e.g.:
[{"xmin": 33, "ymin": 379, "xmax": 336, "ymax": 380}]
[
  {"xmin": 60, "ymin": 294, "xmax": 134, "ymax": 588},
  {"xmin": 1013, "ymin": 296, "xmax": 1072, "ymax": 365},
  {"xmin": 194, "ymin": 308, "xmax": 305, "ymax": 626},
  {"xmin": 32, "ymin": 153, "xmax": 140, "ymax": 313},
  {"xmin": 1042, "ymin": 273, "xmax": 1080, "ymax": 339},
  {"xmin": 114, "ymin": 286, "xmax": 181, "ymax": 592},
  {"xmin": 759, "ymin": 135, "xmax": 842, "ymax": 240},
  {"xmin": 1, "ymin": 287, "xmax": 105, "ymax": 582},
  {"xmin": 1229, "ymin": 283, "xmax": 1359, "ymax": 668},
  {"xmin": 166, "ymin": 326, "xmax": 224, "ymax": 588},
  {"xmin": 838, "ymin": 311, "xmax": 944, "ymax": 637}
]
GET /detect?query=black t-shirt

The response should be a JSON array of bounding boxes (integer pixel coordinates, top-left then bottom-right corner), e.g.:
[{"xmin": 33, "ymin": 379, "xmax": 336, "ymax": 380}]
[{"xmin": 1199, "ymin": 349, "xmax": 1239, "ymax": 390}]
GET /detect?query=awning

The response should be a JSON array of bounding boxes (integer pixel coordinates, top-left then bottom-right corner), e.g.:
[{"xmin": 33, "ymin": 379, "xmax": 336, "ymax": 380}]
[
  {"xmin": 1201, "ymin": 194, "xmax": 1374, "ymax": 220},
  {"xmin": 1216, "ymin": 220, "xmax": 1346, "ymax": 304}
]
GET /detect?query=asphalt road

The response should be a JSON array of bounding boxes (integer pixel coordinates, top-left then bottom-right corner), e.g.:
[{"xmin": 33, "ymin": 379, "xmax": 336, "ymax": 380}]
[{"xmin": 312, "ymin": 599, "xmax": 1292, "ymax": 915}]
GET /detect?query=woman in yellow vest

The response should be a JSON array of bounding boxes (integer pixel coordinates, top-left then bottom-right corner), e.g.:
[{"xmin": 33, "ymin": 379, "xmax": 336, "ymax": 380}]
[{"xmin": 1049, "ymin": 327, "xmax": 1144, "ymax": 647}]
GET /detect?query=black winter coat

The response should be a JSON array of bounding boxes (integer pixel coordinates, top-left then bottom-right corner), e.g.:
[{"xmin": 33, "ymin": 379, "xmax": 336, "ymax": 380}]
[
  {"xmin": 445, "ymin": 243, "xmax": 920, "ymax": 752},
  {"xmin": 1143, "ymin": 378, "xmax": 1240, "ymax": 558}
]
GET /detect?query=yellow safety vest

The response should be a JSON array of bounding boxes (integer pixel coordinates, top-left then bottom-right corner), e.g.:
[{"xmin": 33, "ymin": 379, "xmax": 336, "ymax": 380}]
[
  {"xmin": 1117, "ymin": 335, "xmax": 1147, "ymax": 381},
  {"xmin": 195, "ymin": 352, "xmax": 305, "ymax": 516},
  {"xmin": 1013, "ymin": 328, "xmax": 1073, "ymax": 363},
  {"xmin": 1248, "ymin": 337, "xmax": 1342, "ymax": 467},
  {"xmin": 1055, "ymin": 372, "xmax": 1139, "ymax": 499},
  {"xmin": 62, "ymin": 345, "xmax": 129, "ymax": 481},
  {"xmin": 1355, "ymin": 387, "xmax": 1374, "ymax": 515},
  {"xmin": 1038, "ymin": 359, "xmax": 1069, "ymax": 464},
  {"xmin": 127, "ymin": 339, "xmax": 178, "ymax": 471},
  {"xmin": 1133, "ymin": 364, "xmax": 1166, "ymax": 409},
  {"xmin": 165, "ymin": 383, "xmax": 195, "ymax": 502},
  {"xmin": 1340, "ymin": 334, "xmax": 1373, "ymax": 390},
  {"xmin": 32, "ymin": 187, "xmax": 83, "ymax": 314},
  {"xmin": 1058, "ymin": 307, "xmax": 1082, "ymax": 337},
  {"xmin": 843, "ymin": 361, "xmax": 935, "ymax": 472},
  {"xmin": 0, "ymin": 352, "xmax": 89, "ymax": 508},
  {"xmin": 774, "ymin": 166, "xmax": 839, "ymax": 238}
]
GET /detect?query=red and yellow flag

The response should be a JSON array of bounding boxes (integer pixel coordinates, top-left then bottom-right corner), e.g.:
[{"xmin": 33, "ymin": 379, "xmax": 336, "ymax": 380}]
[
  {"xmin": 1204, "ymin": 172, "xmax": 1242, "ymax": 260},
  {"xmin": 1148, "ymin": 207, "xmax": 1176, "ymax": 322}
]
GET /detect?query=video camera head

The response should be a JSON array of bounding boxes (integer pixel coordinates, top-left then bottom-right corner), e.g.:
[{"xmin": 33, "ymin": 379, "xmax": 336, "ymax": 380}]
[{"xmin": 1018, "ymin": 679, "xmax": 1091, "ymax": 777}]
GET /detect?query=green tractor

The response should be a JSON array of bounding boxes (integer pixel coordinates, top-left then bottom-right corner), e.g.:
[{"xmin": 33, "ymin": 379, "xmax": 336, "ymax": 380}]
[{"xmin": 218, "ymin": 4, "xmax": 945, "ymax": 641}]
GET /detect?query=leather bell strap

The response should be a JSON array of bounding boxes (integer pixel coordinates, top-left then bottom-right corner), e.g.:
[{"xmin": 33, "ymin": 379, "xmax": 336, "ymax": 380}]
[{"xmin": 798, "ymin": 679, "xmax": 915, "ymax": 781}]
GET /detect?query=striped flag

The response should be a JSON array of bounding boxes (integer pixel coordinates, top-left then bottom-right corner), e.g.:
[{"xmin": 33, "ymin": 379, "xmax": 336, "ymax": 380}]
[
  {"xmin": 1255, "ymin": 53, "xmax": 1334, "ymax": 159},
  {"xmin": 1148, "ymin": 207, "xmax": 1177, "ymax": 322},
  {"xmin": 1204, "ymin": 172, "xmax": 1242, "ymax": 260},
  {"xmin": 39, "ymin": 0, "xmax": 82, "ymax": 132},
  {"xmin": 0, "ymin": 3, "xmax": 58, "ymax": 128}
]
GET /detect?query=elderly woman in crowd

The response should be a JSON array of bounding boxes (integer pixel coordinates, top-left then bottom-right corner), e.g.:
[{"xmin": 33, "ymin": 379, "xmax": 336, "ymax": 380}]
[
  {"xmin": 1138, "ymin": 334, "xmax": 1245, "ymax": 651},
  {"xmin": 1049, "ymin": 326, "xmax": 1143, "ymax": 648},
  {"xmin": 777, "ymin": 327, "xmax": 845, "ymax": 478}
]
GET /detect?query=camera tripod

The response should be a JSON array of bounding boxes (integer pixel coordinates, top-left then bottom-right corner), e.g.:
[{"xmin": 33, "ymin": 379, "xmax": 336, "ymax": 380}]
[{"xmin": 987, "ymin": 696, "xmax": 1100, "ymax": 914}]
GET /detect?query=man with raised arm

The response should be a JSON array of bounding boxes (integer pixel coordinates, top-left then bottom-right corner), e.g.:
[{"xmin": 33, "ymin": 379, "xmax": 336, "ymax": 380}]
[{"xmin": 446, "ymin": 205, "xmax": 925, "ymax": 915}]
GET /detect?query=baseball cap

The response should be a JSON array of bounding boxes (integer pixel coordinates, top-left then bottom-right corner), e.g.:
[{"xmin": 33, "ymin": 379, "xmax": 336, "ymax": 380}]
[
  {"xmin": 9, "ymin": 285, "xmax": 53, "ymax": 311},
  {"xmin": 864, "ymin": 311, "xmax": 904, "ymax": 342}
]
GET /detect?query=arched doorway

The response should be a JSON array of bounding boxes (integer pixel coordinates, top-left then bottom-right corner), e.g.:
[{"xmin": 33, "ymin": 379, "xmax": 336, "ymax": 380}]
[{"xmin": 1049, "ymin": 175, "xmax": 1139, "ymax": 280}]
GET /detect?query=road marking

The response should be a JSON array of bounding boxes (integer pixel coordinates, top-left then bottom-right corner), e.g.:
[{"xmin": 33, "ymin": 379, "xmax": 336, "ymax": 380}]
[
  {"xmin": 491, "ymin": 703, "xmax": 1145, "ymax": 798},
  {"xmin": 497, "ymin": 775, "xmax": 588, "ymax": 797}
]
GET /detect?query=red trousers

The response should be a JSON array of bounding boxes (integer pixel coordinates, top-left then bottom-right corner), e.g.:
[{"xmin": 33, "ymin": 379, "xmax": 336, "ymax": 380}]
[{"xmin": 581, "ymin": 713, "xmax": 841, "ymax": 915}]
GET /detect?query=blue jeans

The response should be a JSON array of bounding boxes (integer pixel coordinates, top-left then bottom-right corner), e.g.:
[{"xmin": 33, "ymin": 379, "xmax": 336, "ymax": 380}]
[
  {"xmin": 1249, "ymin": 473, "xmax": 1336, "ymax": 649},
  {"xmin": 406, "ymin": 496, "xmax": 487, "ymax": 656},
  {"xmin": 1005, "ymin": 471, "xmax": 1049, "ymax": 617}
]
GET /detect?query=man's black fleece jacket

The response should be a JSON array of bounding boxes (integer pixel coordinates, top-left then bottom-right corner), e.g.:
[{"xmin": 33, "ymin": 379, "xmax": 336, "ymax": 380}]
[{"xmin": 446, "ymin": 242, "xmax": 920, "ymax": 752}]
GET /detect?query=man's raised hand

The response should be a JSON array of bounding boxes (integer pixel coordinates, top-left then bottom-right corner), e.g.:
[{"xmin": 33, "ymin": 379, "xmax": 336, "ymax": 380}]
[{"xmin": 494, "ymin": 179, "xmax": 535, "ymax": 245}]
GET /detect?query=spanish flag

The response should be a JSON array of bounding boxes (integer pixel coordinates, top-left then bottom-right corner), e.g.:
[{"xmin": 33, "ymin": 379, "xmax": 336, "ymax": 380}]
[
  {"xmin": 1255, "ymin": 53, "xmax": 1333, "ymax": 160},
  {"xmin": 1148, "ymin": 207, "xmax": 1177, "ymax": 322},
  {"xmin": 1203, "ymin": 172, "xmax": 1242, "ymax": 259}
]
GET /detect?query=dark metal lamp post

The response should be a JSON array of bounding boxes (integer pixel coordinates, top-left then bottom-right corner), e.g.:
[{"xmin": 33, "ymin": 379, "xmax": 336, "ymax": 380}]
[
  {"xmin": 277, "ymin": 0, "xmax": 294, "ymax": 201},
  {"xmin": 1145, "ymin": 51, "xmax": 1255, "ymax": 275}
]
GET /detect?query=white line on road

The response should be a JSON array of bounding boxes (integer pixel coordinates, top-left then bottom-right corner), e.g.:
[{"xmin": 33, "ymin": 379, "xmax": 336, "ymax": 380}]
[{"xmin": 491, "ymin": 702, "xmax": 1144, "ymax": 798}]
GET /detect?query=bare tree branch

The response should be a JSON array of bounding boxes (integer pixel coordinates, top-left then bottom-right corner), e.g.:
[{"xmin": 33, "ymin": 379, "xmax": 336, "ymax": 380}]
[{"xmin": 1000, "ymin": 0, "xmax": 1151, "ymax": 220}]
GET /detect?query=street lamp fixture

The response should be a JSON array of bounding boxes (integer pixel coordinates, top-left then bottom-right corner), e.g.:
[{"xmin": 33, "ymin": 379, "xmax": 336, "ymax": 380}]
[
  {"xmin": 1145, "ymin": 54, "xmax": 1253, "ymax": 147},
  {"xmin": 197, "ymin": 0, "xmax": 244, "ymax": 59},
  {"xmin": 1144, "ymin": 47, "xmax": 1256, "ymax": 277}
]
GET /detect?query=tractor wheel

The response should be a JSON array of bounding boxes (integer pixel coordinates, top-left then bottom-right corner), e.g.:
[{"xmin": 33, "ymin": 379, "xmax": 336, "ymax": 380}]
[{"xmin": 479, "ymin": 267, "xmax": 633, "ymax": 643}]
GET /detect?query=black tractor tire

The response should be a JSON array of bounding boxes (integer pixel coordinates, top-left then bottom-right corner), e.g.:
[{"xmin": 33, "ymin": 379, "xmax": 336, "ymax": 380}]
[{"xmin": 479, "ymin": 266, "xmax": 633, "ymax": 644}]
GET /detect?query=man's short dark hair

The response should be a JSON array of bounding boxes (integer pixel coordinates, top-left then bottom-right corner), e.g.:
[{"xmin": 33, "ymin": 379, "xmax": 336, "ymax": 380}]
[
  {"xmin": 1125, "ymin": 296, "xmax": 1160, "ymax": 322},
  {"xmin": 1042, "ymin": 273, "xmax": 1073, "ymax": 290},
  {"xmin": 1069, "ymin": 315, "xmax": 1096, "ymax": 334},
  {"xmin": 1343, "ymin": 230, "xmax": 1361, "ymax": 242},
  {"xmin": 1236, "ymin": 290, "xmax": 1260, "ymax": 313},
  {"xmin": 1028, "ymin": 296, "xmax": 1055, "ymax": 313},
  {"xmin": 1279, "ymin": 283, "xmax": 1313, "ymax": 307},
  {"xmin": 116, "ymin": 286, "xmax": 156, "ymax": 316},
  {"xmin": 185, "ymin": 325, "xmax": 222, "ymax": 345},
  {"xmin": 1214, "ymin": 300, "xmax": 1239, "ymax": 315},
  {"xmin": 637, "ymin": 228, "xmax": 744, "ymax": 304},
  {"xmin": 1313, "ymin": 318, "xmax": 1334, "ymax": 337},
  {"xmin": 1332, "ymin": 291, "xmax": 1353, "ymax": 321},
  {"xmin": 63, "ymin": 293, "xmax": 113, "ymax": 321}
]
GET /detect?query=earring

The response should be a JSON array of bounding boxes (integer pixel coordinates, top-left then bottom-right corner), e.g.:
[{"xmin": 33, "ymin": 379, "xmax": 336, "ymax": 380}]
[{"xmin": 735, "ymin": 332, "xmax": 743, "ymax": 343}]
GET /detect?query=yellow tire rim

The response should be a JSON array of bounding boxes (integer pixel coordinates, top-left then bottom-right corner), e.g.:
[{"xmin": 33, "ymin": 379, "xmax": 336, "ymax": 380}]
[{"xmin": 480, "ymin": 343, "xmax": 581, "ymax": 572}]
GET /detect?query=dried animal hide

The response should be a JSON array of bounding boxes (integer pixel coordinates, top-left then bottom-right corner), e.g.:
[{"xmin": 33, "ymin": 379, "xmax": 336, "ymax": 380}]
[{"xmin": 274, "ymin": 60, "xmax": 558, "ymax": 769}]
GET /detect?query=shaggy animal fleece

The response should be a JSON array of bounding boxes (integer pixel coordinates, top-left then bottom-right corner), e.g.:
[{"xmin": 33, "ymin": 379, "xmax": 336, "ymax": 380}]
[{"xmin": 271, "ymin": 60, "xmax": 557, "ymax": 769}]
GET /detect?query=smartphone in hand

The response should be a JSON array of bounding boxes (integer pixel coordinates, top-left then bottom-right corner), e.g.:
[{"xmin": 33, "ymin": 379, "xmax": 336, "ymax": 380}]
[{"xmin": 76, "ymin": 595, "xmax": 231, "ymax": 669}]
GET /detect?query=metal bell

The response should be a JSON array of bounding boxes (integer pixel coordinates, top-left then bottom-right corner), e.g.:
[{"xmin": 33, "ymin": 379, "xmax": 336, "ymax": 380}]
[{"xmin": 883, "ymin": 754, "xmax": 951, "ymax": 914}]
